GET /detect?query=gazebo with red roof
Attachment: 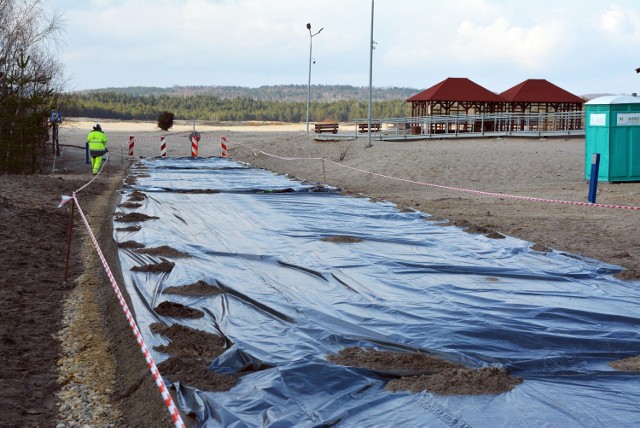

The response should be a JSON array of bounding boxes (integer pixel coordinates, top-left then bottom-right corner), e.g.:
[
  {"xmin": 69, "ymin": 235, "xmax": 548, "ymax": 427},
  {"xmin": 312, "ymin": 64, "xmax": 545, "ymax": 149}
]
[
  {"xmin": 500, "ymin": 79, "xmax": 584, "ymax": 130},
  {"xmin": 499, "ymin": 79, "xmax": 584, "ymax": 113},
  {"xmin": 404, "ymin": 77, "xmax": 585, "ymax": 135},
  {"xmin": 406, "ymin": 77, "xmax": 506, "ymax": 117}
]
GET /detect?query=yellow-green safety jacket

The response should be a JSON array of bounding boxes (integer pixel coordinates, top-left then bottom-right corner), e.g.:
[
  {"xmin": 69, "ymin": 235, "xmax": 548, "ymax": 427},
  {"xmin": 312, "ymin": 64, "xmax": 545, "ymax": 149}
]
[{"xmin": 87, "ymin": 130, "xmax": 108, "ymax": 155}]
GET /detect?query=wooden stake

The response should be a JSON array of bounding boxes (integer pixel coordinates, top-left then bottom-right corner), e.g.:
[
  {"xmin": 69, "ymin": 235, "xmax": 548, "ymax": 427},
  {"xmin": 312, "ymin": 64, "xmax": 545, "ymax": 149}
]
[{"xmin": 64, "ymin": 199, "xmax": 75, "ymax": 282}]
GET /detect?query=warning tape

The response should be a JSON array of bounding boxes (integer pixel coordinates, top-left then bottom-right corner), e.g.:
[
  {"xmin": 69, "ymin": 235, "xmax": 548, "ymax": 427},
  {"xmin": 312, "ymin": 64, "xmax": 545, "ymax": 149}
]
[
  {"xmin": 58, "ymin": 193, "xmax": 185, "ymax": 428},
  {"xmin": 52, "ymin": 133, "xmax": 635, "ymax": 425},
  {"xmin": 122, "ymin": 131, "xmax": 193, "ymax": 143},
  {"xmin": 223, "ymin": 137, "xmax": 640, "ymax": 211},
  {"xmin": 124, "ymin": 131, "xmax": 224, "ymax": 144},
  {"xmin": 70, "ymin": 130, "xmax": 225, "ymax": 195},
  {"xmin": 124, "ymin": 130, "xmax": 212, "ymax": 144},
  {"xmin": 71, "ymin": 153, "xmax": 111, "ymax": 196}
]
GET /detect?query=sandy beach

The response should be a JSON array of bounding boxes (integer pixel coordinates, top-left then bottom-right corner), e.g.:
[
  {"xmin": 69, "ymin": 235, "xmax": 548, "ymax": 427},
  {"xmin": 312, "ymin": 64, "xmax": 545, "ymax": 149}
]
[
  {"xmin": 3, "ymin": 118, "xmax": 640, "ymax": 426},
  {"xmin": 62, "ymin": 118, "xmax": 640, "ymax": 276}
]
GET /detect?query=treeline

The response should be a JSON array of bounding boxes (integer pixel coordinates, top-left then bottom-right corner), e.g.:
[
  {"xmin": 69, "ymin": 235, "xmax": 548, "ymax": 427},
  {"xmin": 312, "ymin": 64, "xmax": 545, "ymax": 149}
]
[
  {"xmin": 60, "ymin": 92, "xmax": 413, "ymax": 123},
  {"xmin": 79, "ymin": 84, "xmax": 420, "ymax": 102}
]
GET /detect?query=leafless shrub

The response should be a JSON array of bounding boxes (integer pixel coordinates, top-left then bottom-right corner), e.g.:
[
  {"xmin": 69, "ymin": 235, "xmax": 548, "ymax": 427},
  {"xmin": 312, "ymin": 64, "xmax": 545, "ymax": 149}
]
[
  {"xmin": 337, "ymin": 142, "xmax": 353, "ymax": 162},
  {"xmin": 0, "ymin": 0, "xmax": 65, "ymax": 173}
]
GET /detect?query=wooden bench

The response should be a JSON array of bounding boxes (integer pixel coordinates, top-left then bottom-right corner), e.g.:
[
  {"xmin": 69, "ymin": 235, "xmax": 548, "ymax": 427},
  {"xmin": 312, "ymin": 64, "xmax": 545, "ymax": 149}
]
[
  {"xmin": 314, "ymin": 123, "xmax": 339, "ymax": 134},
  {"xmin": 358, "ymin": 122, "xmax": 381, "ymax": 133}
]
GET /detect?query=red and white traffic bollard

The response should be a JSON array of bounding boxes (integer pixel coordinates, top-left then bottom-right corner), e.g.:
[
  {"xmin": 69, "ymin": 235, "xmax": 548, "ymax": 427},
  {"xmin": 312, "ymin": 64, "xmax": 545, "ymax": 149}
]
[
  {"xmin": 128, "ymin": 136, "xmax": 135, "ymax": 157},
  {"xmin": 160, "ymin": 136, "xmax": 167, "ymax": 157},
  {"xmin": 220, "ymin": 136, "xmax": 228, "ymax": 158},
  {"xmin": 191, "ymin": 134, "xmax": 199, "ymax": 157}
]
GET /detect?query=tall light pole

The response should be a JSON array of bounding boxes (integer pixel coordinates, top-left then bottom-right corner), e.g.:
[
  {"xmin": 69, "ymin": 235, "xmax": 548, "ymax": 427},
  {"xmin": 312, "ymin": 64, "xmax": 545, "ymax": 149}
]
[
  {"xmin": 366, "ymin": 0, "xmax": 375, "ymax": 148},
  {"xmin": 306, "ymin": 23, "xmax": 323, "ymax": 134}
]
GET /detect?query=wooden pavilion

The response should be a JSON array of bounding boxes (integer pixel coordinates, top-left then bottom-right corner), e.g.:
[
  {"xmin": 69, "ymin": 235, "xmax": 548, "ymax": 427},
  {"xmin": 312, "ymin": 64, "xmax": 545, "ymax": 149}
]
[
  {"xmin": 406, "ymin": 77, "xmax": 506, "ymax": 117},
  {"xmin": 499, "ymin": 79, "xmax": 584, "ymax": 130},
  {"xmin": 499, "ymin": 79, "xmax": 584, "ymax": 113},
  {"xmin": 405, "ymin": 77, "xmax": 585, "ymax": 133},
  {"xmin": 405, "ymin": 77, "xmax": 506, "ymax": 133}
]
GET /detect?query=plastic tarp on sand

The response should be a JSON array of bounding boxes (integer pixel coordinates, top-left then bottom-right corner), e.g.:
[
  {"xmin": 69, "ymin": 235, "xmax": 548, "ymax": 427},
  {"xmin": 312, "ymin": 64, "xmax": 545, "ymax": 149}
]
[{"xmin": 114, "ymin": 157, "xmax": 640, "ymax": 427}]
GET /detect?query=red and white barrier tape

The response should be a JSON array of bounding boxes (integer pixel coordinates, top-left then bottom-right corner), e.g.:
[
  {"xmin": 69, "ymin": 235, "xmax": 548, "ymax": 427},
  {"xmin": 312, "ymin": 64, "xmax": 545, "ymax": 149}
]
[
  {"xmin": 120, "ymin": 132, "xmax": 220, "ymax": 158},
  {"xmin": 223, "ymin": 137, "xmax": 640, "ymax": 211},
  {"xmin": 105, "ymin": 132, "xmax": 640, "ymax": 211},
  {"xmin": 59, "ymin": 193, "xmax": 185, "ymax": 428},
  {"xmin": 69, "ymin": 153, "xmax": 111, "ymax": 196},
  {"xmin": 123, "ymin": 131, "xmax": 227, "ymax": 146},
  {"xmin": 53, "ymin": 133, "xmax": 635, "ymax": 426},
  {"xmin": 122, "ymin": 131, "xmax": 193, "ymax": 144}
]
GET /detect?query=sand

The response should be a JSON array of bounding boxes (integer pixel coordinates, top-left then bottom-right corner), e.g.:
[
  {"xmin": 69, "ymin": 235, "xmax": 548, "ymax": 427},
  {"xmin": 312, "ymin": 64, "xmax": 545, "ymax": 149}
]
[
  {"xmin": 63, "ymin": 117, "xmax": 640, "ymax": 276},
  {"xmin": 3, "ymin": 118, "xmax": 640, "ymax": 426}
]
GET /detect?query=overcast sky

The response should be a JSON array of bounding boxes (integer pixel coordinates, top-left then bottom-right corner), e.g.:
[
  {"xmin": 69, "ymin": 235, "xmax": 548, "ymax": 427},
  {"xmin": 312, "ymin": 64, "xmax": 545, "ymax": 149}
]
[{"xmin": 49, "ymin": 0, "xmax": 640, "ymax": 96}]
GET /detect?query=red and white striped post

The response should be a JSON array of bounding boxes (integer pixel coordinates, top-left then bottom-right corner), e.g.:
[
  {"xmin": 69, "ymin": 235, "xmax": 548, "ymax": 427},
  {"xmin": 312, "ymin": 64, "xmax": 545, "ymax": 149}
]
[
  {"xmin": 191, "ymin": 134, "xmax": 199, "ymax": 157},
  {"xmin": 160, "ymin": 136, "xmax": 167, "ymax": 157},
  {"xmin": 128, "ymin": 136, "xmax": 135, "ymax": 157},
  {"xmin": 220, "ymin": 136, "xmax": 228, "ymax": 158}
]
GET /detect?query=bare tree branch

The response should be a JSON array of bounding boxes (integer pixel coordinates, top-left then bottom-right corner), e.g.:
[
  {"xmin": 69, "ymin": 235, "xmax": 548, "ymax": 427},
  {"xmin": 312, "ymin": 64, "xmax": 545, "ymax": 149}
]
[{"xmin": 0, "ymin": 0, "xmax": 65, "ymax": 173}]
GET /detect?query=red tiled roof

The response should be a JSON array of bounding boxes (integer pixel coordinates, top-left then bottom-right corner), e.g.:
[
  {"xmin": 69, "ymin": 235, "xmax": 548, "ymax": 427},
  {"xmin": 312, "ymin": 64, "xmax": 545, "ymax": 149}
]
[
  {"xmin": 406, "ymin": 77, "xmax": 506, "ymax": 103},
  {"xmin": 500, "ymin": 79, "xmax": 584, "ymax": 103}
]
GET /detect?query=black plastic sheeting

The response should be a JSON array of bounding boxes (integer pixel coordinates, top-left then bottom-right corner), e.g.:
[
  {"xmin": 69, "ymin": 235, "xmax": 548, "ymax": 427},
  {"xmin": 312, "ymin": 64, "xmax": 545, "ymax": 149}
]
[{"xmin": 114, "ymin": 157, "xmax": 640, "ymax": 427}]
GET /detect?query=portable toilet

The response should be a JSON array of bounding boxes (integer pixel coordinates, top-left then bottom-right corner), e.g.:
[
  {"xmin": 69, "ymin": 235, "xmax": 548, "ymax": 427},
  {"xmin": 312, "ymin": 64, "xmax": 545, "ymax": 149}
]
[{"xmin": 584, "ymin": 95, "xmax": 640, "ymax": 182}]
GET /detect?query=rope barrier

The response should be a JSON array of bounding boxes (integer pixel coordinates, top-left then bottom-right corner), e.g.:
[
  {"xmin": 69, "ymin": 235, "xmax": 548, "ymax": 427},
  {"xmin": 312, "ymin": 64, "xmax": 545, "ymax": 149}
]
[
  {"xmin": 223, "ymin": 136, "xmax": 640, "ymax": 212},
  {"xmin": 56, "ymin": 143, "xmax": 185, "ymax": 425},
  {"xmin": 72, "ymin": 132, "xmax": 640, "ymax": 211},
  {"xmin": 59, "ymin": 193, "xmax": 185, "ymax": 428},
  {"xmin": 72, "ymin": 152, "xmax": 111, "ymax": 195},
  {"xmin": 51, "ymin": 130, "xmax": 635, "ymax": 425},
  {"xmin": 117, "ymin": 130, "xmax": 194, "ymax": 143}
]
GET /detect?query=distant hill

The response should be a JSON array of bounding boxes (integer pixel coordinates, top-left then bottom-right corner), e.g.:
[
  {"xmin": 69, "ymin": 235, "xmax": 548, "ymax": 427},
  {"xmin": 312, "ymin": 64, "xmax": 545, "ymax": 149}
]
[{"xmin": 76, "ymin": 84, "xmax": 422, "ymax": 102}]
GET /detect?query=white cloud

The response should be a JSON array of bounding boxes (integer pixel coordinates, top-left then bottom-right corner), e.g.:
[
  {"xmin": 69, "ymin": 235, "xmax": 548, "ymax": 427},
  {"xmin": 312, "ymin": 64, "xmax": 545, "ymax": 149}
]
[
  {"xmin": 600, "ymin": 4, "xmax": 640, "ymax": 38},
  {"xmin": 451, "ymin": 18, "xmax": 570, "ymax": 70},
  {"xmin": 51, "ymin": 0, "xmax": 640, "ymax": 94}
]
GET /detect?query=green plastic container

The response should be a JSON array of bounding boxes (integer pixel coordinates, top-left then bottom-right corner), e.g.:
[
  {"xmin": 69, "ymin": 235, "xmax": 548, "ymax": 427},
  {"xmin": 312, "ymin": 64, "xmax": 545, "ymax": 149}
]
[{"xmin": 585, "ymin": 95, "xmax": 640, "ymax": 182}]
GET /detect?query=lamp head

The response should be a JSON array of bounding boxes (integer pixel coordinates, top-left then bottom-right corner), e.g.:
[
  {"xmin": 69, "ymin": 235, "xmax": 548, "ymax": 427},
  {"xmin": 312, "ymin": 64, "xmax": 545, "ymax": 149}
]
[{"xmin": 306, "ymin": 23, "xmax": 311, "ymax": 30}]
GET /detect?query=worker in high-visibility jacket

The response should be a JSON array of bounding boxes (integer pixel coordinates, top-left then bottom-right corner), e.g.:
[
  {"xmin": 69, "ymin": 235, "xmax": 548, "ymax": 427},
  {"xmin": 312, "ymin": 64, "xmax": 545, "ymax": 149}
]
[{"xmin": 87, "ymin": 124, "xmax": 108, "ymax": 175}]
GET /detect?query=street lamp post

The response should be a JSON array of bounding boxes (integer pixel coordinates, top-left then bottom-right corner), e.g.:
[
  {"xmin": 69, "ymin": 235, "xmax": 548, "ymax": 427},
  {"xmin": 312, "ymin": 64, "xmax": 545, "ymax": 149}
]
[
  {"xmin": 306, "ymin": 23, "xmax": 323, "ymax": 134},
  {"xmin": 366, "ymin": 0, "xmax": 375, "ymax": 148}
]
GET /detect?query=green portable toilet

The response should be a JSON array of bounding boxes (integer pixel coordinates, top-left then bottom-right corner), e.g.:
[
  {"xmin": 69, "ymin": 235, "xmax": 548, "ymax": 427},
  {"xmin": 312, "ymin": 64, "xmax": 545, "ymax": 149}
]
[{"xmin": 585, "ymin": 95, "xmax": 640, "ymax": 182}]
